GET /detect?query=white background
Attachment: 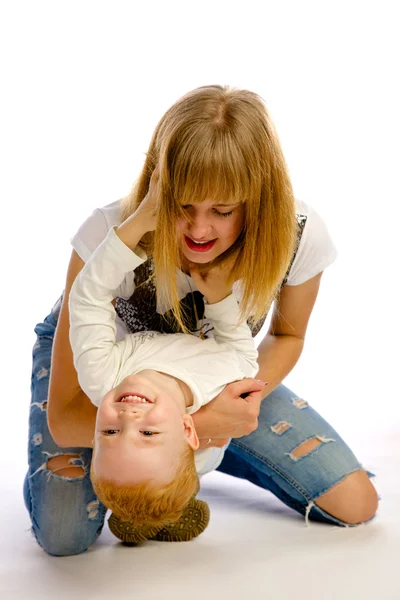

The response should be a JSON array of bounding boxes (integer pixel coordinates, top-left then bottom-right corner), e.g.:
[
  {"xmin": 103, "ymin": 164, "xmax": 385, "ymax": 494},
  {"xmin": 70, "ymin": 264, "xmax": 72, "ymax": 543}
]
[{"xmin": 0, "ymin": 0, "xmax": 398, "ymax": 476}]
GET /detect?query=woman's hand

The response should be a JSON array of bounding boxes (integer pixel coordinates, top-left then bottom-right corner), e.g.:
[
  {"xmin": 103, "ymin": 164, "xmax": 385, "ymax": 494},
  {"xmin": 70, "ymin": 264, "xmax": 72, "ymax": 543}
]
[
  {"xmin": 189, "ymin": 261, "xmax": 234, "ymax": 304},
  {"xmin": 191, "ymin": 378, "xmax": 267, "ymax": 441}
]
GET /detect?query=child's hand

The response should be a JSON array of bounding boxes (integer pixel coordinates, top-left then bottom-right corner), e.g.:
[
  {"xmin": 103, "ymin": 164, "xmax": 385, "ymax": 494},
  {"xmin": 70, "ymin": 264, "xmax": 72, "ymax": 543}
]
[
  {"xmin": 116, "ymin": 168, "xmax": 160, "ymax": 249},
  {"xmin": 133, "ymin": 167, "xmax": 160, "ymax": 232},
  {"xmin": 189, "ymin": 262, "xmax": 234, "ymax": 304}
]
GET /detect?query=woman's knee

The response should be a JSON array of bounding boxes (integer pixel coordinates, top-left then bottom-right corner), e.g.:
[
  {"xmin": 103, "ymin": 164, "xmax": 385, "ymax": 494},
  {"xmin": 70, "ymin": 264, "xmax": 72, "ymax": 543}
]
[
  {"xmin": 32, "ymin": 490, "xmax": 103, "ymax": 557},
  {"xmin": 315, "ymin": 469, "xmax": 378, "ymax": 525},
  {"xmin": 27, "ymin": 455, "xmax": 105, "ymax": 556},
  {"xmin": 35, "ymin": 522, "xmax": 99, "ymax": 557}
]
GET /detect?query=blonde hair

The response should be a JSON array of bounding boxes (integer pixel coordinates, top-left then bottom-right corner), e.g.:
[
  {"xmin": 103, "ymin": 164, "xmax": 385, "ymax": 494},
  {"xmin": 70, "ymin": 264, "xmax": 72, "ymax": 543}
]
[
  {"xmin": 90, "ymin": 444, "xmax": 199, "ymax": 526},
  {"xmin": 121, "ymin": 84, "xmax": 297, "ymax": 332}
]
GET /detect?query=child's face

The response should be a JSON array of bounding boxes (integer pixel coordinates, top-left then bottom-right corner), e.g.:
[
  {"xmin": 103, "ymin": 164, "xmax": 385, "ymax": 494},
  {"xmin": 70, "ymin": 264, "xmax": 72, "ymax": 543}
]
[{"xmin": 92, "ymin": 371, "xmax": 199, "ymax": 486}]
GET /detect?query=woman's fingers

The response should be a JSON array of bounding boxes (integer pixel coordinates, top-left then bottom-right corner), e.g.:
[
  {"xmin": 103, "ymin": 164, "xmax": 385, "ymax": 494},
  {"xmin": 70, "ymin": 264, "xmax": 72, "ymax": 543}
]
[{"xmin": 230, "ymin": 377, "xmax": 267, "ymax": 400}]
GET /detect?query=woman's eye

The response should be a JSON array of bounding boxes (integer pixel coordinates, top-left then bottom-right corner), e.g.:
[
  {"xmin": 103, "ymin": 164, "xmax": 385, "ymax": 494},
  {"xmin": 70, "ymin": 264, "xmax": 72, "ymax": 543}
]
[{"xmin": 214, "ymin": 209, "xmax": 234, "ymax": 218}]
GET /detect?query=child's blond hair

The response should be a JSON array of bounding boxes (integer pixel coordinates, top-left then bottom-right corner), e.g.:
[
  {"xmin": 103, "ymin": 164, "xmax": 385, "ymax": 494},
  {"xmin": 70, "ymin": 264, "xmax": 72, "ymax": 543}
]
[{"xmin": 90, "ymin": 444, "xmax": 199, "ymax": 526}]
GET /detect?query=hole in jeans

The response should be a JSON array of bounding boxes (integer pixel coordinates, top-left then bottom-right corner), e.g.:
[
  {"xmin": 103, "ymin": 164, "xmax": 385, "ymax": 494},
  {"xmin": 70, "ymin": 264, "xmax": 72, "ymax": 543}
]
[
  {"xmin": 292, "ymin": 398, "xmax": 308, "ymax": 409},
  {"xmin": 286, "ymin": 435, "xmax": 335, "ymax": 461},
  {"xmin": 47, "ymin": 454, "xmax": 85, "ymax": 478},
  {"xmin": 271, "ymin": 421, "xmax": 292, "ymax": 435}
]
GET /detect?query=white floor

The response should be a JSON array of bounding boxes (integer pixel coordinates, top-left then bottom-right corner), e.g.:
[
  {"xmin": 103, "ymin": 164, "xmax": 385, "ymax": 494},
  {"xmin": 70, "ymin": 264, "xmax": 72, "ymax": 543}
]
[
  {"xmin": 1, "ymin": 428, "xmax": 399, "ymax": 600},
  {"xmin": 4, "ymin": 249, "xmax": 398, "ymax": 599},
  {"xmin": 2, "ymin": 2, "xmax": 399, "ymax": 597}
]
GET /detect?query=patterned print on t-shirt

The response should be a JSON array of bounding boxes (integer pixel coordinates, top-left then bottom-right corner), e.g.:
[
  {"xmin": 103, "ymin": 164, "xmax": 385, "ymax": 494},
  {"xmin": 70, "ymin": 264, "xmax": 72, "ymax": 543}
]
[{"xmin": 115, "ymin": 214, "xmax": 307, "ymax": 339}]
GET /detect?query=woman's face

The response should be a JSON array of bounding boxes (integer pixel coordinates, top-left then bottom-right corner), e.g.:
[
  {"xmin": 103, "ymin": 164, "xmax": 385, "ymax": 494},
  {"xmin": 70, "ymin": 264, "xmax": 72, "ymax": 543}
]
[{"xmin": 176, "ymin": 199, "xmax": 245, "ymax": 264}]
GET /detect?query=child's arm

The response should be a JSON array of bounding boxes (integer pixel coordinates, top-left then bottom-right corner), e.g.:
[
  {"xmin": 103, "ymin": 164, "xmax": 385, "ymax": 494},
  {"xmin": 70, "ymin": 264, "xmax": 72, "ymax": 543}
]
[
  {"xmin": 205, "ymin": 295, "xmax": 259, "ymax": 376},
  {"xmin": 69, "ymin": 226, "xmax": 148, "ymax": 406},
  {"xmin": 190, "ymin": 266, "xmax": 259, "ymax": 376},
  {"xmin": 69, "ymin": 173, "xmax": 160, "ymax": 406}
]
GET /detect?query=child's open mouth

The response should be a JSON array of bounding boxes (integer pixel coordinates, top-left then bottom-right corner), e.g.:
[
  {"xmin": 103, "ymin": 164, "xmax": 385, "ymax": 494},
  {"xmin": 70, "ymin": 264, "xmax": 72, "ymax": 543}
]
[
  {"xmin": 116, "ymin": 394, "xmax": 153, "ymax": 404},
  {"xmin": 184, "ymin": 236, "xmax": 217, "ymax": 252}
]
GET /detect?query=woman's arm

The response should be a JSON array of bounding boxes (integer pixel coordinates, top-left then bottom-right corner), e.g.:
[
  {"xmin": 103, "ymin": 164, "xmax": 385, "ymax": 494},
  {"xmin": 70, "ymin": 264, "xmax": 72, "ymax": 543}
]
[
  {"xmin": 257, "ymin": 271, "xmax": 323, "ymax": 395},
  {"xmin": 192, "ymin": 272, "xmax": 323, "ymax": 444},
  {"xmin": 47, "ymin": 250, "xmax": 98, "ymax": 447}
]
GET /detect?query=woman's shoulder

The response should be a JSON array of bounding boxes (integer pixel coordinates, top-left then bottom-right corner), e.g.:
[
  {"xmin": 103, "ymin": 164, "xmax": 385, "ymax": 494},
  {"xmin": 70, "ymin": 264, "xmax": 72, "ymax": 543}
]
[
  {"xmin": 294, "ymin": 197, "xmax": 309, "ymax": 216},
  {"xmin": 294, "ymin": 198, "xmax": 335, "ymax": 247},
  {"xmin": 284, "ymin": 198, "xmax": 338, "ymax": 286},
  {"xmin": 71, "ymin": 200, "xmax": 122, "ymax": 262}
]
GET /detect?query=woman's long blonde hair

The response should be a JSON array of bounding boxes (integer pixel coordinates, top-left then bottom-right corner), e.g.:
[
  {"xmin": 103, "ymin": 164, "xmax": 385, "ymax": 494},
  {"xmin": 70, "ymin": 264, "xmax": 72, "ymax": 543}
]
[{"xmin": 121, "ymin": 85, "xmax": 297, "ymax": 332}]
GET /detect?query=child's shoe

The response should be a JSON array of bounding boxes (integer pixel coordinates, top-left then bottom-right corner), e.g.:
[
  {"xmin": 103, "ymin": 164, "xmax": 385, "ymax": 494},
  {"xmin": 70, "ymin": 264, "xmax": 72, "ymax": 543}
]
[{"xmin": 108, "ymin": 497, "xmax": 210, "ymax": 544}]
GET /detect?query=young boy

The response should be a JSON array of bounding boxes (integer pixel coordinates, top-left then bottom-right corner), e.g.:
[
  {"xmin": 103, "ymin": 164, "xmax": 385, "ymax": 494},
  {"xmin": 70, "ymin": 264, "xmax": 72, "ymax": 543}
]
[{"xmin": 69, "ymin": 221, "xmax": 259, "ymax": 538}]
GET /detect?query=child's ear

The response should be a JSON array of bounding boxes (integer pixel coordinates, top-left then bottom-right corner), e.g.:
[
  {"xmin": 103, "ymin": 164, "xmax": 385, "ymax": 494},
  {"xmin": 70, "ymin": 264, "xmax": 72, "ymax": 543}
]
[{"xmin": 182, "ymin": 415, "xmax": 200, "ymax": 450}]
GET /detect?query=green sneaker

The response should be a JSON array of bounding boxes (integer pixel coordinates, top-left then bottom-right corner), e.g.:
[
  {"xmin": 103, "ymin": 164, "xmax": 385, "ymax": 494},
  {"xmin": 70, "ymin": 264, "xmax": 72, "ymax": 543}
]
[{"xmin": 108, "ymin": 497, "xmax": 210, "ymax": 544}]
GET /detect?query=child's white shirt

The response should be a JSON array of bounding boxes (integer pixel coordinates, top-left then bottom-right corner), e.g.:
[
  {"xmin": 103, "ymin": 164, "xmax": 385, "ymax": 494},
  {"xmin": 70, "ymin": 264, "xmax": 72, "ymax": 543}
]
[{"xmin": 69, "ymin": 227, "xmax": 259, "ymax": 475}]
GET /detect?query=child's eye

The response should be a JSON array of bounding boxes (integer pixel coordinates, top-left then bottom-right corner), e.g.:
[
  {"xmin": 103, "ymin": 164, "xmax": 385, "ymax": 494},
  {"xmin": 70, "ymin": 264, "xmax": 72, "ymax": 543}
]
[
  {"xmin": 141, "ymin": 431, "xmax": 157, "ymax": 436},
  {"xmin": 103, "ymin": 430, "xmax": 119, "ymax": 435},
  {"xmin": 213, "ymin": 209, "xmax": 234, "ymax": 218}
]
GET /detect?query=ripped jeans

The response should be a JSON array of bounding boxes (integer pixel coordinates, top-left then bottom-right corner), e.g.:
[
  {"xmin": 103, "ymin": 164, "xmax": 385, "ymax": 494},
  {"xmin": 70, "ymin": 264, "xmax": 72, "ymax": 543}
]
[{"xmin": 24, "ymin": 299, "xmax": 367, "ymax": 556}]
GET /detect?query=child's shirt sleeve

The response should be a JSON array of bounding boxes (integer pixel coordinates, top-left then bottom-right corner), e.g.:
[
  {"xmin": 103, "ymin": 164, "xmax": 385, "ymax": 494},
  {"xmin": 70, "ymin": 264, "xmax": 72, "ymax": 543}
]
[
  {"xmin": 69, "ymin": 227, "xmax": 147, "ymax": 407},
  {"xmin": 204, "ymin": 295, "xmax": 259, "ymax": 377}
]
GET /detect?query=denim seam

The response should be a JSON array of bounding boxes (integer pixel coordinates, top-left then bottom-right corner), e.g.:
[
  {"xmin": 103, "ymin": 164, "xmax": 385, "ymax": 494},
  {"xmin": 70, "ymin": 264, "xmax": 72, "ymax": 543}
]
[{"xmin": 27, "ymin": 455, "xmax": 42, "ymax": 545}]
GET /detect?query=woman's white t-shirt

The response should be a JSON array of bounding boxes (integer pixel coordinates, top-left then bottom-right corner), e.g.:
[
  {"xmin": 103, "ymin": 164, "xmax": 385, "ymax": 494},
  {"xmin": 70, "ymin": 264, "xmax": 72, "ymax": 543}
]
[
  {"xmin": 71, "ymin": 198, "xmax": 337, "ymax": 343},
  {"xmin": 71, "ymin": 198, "xmax": 337, "ymax": 294}
]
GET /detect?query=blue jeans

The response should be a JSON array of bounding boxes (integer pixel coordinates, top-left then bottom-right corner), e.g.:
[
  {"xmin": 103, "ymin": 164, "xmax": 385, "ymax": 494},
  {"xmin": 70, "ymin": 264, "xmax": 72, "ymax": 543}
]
[{"xmin": 24, "ymin": 299, "xmax": 367, "ymax": 556}]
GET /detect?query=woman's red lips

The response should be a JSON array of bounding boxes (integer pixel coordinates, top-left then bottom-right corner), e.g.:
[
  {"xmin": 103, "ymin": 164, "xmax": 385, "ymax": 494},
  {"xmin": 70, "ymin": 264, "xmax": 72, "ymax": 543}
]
[{"xmin": 184, "ymin": 236, "xmax": 217, "ymax": 252}]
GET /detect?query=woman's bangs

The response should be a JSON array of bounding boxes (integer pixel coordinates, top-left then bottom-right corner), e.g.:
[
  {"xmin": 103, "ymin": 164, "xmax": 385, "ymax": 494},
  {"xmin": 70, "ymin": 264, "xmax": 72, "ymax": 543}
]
[{"xmin": 171, "ymin": 149, "xmax": 252, "ymax": 207}]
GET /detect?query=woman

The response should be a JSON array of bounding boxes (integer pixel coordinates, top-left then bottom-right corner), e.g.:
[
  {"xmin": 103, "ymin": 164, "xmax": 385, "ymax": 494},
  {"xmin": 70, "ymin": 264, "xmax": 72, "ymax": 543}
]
[{"xmin": 25, "ymin": 85, "xmax": 378, "ymax": 556}]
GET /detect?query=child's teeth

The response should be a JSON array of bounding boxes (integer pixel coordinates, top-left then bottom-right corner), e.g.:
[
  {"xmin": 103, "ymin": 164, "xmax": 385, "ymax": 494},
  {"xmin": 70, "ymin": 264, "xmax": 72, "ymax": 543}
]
[{"xmin": 121, "ymin": 395, "xmax": 149, "ymax": 403}]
